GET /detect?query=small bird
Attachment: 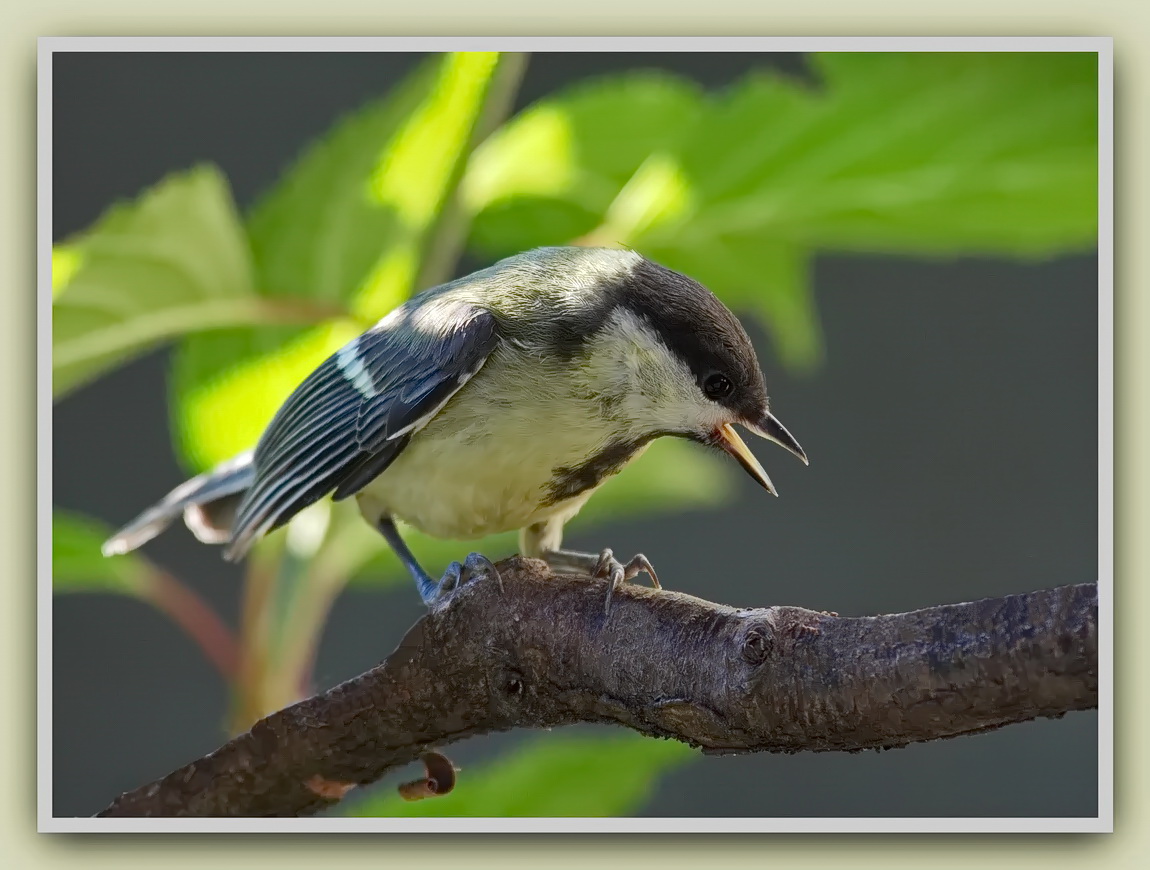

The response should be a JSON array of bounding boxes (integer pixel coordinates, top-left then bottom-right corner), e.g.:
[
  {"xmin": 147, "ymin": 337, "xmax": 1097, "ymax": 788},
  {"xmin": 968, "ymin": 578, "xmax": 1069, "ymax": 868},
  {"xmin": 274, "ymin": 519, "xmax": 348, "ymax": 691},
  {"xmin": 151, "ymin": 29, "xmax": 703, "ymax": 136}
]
[{"xmin": 103, "ymin": 247, "xmax": 808, "ymax": 609}]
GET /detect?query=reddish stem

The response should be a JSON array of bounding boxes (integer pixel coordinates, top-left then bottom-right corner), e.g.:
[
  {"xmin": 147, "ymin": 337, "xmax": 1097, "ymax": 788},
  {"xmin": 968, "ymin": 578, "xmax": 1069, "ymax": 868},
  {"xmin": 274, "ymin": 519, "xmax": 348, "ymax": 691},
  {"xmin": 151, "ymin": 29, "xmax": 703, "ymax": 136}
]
[{"xmin": 146, "ymin": 570, "xmax": 240, "ymax": 681}]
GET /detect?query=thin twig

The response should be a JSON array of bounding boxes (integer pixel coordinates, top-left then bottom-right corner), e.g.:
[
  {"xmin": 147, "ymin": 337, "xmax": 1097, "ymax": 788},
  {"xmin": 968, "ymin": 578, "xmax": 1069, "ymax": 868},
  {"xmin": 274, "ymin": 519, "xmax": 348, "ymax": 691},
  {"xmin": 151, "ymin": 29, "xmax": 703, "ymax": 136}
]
[{"xmin": 230, "ymin": 537, "xmax": 286, "ymax": 734}]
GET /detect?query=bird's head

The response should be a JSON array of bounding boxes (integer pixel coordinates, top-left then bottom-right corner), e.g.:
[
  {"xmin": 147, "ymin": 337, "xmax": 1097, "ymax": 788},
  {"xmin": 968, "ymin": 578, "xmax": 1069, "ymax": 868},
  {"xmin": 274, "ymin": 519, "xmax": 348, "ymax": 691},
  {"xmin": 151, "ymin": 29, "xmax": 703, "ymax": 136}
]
[{"xmin": 606, "ymin": 254, "xmax": 809, "ymax": 495}]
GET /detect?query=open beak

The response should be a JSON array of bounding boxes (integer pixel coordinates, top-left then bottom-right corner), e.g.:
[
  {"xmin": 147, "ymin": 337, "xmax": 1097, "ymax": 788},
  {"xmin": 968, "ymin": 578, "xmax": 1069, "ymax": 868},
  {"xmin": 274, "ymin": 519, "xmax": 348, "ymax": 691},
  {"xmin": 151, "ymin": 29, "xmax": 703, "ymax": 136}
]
[
  {"xmin": 714, "ymin": 423, "xmax": 779, "ymax": 496},
  {"xmin": 745, "ymin": 411, "xmax": 809, "ymax": 467},
  {"xmin": 713, "ymin": 412, "xmax": 808, "ymax": 497}
]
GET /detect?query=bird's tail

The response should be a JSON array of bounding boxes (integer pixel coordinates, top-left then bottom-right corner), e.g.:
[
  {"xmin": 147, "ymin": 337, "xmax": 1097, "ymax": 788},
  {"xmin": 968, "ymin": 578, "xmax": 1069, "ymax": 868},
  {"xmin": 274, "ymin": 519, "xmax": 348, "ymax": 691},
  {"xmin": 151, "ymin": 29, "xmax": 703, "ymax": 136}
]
[{"xmin": 101, "ymin": 451, "xmax": 256, "ymax": 557}]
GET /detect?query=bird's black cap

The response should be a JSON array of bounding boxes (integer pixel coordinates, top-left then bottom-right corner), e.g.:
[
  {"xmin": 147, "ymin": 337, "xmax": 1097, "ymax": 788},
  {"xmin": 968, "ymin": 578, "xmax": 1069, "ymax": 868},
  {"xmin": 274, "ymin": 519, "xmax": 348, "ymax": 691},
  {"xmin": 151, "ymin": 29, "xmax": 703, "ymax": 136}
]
[{"xmin": 616, "ymin": 256, "xmax": 770, "ymax": 421}]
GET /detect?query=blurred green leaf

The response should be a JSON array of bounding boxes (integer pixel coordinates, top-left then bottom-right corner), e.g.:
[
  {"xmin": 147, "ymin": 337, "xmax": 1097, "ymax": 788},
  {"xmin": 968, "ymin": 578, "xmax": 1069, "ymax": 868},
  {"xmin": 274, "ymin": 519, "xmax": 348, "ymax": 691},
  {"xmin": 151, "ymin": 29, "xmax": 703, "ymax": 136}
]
[
  {"xmin": 347, "ymin": 731, "xmax": 694, "ymax": 817},
  {"xmin": 52, "ymin": 510, "xmax": 149, "ymax": 594},
  {"xmin": 343, "ymin": 438, "xmax": 736, "ymax": 588},
  {"xmin": 465, "ymin": 72, "xmax": 704, "ymax": 255},
  {"xmin": 171, "ymin": 53, "xmax": 514, "ymax": 472},
  {"xmin": 655, "ymin": 52, "xmax": 1098, "ymax": 256},
  {"xmin": 52, "ymin": 166, "xmax": 258, "ymax": 397},
  {"xmin": 246, "ymin": 59, "xmax": 434, "ymax": 310},
  {"xmin": 245, "ymin": 51, "xmax": 507, "ymax": 316}
]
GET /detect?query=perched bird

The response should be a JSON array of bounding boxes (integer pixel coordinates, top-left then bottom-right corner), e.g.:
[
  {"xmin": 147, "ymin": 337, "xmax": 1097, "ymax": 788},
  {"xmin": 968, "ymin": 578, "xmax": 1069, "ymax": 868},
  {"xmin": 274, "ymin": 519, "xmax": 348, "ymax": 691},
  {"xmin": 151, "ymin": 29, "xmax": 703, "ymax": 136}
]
[{"xmin": 103, "ymin": 247, "xmax": 808, "ymax": 610}]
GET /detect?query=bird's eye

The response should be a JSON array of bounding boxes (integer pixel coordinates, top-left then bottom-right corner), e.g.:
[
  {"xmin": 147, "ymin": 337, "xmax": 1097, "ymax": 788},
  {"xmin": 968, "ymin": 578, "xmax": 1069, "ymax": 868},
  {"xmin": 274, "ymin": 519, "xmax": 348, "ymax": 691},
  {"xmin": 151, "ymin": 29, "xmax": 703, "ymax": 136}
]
[{"xmin": 703, "ymin": 373, "xmax": 734, "ymax": 400}]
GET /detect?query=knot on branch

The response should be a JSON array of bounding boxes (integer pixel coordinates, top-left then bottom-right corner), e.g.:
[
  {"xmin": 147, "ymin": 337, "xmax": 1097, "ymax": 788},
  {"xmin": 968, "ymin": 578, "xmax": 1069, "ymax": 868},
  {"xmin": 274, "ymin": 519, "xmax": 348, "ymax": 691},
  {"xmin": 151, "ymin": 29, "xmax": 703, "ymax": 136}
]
[{"xmin": 740, "ymin": 623, "xmax": 773, "ymax": 664}]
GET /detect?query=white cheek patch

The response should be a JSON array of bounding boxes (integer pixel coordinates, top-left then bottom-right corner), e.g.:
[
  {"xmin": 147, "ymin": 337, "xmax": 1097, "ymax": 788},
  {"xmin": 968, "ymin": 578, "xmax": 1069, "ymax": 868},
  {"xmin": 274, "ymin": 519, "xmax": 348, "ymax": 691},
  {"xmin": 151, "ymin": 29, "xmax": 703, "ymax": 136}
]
[
  {"xmin": 589, "ymin": 308, "xmax": 721, "ymax": 435},
  {"xmin": 336, "ymin": 339, "xmax": 379, "ymax": 399}
]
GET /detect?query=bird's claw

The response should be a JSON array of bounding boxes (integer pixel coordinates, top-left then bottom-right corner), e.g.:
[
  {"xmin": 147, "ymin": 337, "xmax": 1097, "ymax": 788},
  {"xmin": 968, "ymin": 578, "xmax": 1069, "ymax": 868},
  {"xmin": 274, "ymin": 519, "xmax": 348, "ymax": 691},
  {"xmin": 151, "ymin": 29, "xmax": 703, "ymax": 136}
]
[
  {"xmin": 428, "ymin": 552, "xmax": 503, "ymax": 605},
  {"xmin": 593, "ymin": 548, "xmax": 660, "ymax": 615}
]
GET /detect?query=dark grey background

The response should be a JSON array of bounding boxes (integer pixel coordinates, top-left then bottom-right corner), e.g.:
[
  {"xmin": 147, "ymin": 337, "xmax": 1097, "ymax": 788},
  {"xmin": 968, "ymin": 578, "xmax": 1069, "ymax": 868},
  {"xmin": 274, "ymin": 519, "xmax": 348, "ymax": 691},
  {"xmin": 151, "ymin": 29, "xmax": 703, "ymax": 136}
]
[{"xmin": 52, "ymin": 52, "xmax": 1099, "ymax": 818}]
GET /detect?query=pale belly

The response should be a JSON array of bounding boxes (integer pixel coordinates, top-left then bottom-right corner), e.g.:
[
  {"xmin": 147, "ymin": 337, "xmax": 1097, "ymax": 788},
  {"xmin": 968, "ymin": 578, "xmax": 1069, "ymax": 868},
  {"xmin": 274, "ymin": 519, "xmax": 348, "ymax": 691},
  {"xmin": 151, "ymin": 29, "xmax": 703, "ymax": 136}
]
[{"xmin": 353, "ymin": 420, "xmax": 607, "ymax": 540}]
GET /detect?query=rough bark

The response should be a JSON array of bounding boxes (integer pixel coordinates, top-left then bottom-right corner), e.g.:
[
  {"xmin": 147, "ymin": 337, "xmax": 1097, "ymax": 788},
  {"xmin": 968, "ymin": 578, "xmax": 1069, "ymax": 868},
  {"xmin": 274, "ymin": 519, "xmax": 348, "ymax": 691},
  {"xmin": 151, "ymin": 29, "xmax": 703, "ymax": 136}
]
[{"xmin": 97, "ymin": 557, "xmax": 1098, "ymax": 818}]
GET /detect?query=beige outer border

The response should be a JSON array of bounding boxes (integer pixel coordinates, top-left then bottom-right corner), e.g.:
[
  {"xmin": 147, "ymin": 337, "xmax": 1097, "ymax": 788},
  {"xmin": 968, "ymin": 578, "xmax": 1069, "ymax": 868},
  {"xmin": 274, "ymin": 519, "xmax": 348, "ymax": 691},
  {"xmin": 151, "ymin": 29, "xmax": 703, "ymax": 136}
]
[{"xmin": 7, "ymin": 2, "xmax": 1141, "ymax": 863}]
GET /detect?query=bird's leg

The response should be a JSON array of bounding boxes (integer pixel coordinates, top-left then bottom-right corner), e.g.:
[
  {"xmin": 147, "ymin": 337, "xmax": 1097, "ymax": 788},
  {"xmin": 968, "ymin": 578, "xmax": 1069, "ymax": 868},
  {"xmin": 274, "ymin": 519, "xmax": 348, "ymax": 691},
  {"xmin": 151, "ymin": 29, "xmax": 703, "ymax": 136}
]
[
  {"xmin": 521, "ymin": 522, "xmax": 658, "ymax": 615},
  {"xmin": 377, "ymin": 516, "xmax": 501, "ymax": 606}
]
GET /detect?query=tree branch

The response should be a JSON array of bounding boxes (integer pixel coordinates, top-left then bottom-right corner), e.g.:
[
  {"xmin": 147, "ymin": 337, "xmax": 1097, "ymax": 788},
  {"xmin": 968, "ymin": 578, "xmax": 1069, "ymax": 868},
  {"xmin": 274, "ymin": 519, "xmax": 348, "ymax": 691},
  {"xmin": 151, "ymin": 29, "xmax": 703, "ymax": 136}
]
[{"xmin": 96, "ymin": 557, "xmax": 1098, "ymax": 818}]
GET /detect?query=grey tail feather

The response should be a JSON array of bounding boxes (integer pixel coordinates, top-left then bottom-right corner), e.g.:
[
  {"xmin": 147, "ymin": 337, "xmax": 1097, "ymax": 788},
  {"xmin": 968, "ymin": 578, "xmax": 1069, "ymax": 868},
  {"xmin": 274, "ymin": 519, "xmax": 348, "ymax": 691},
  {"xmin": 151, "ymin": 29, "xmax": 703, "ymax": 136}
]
[{"xmin": 101, "ymin": 451, "xmax": 256, "ymax": 557}]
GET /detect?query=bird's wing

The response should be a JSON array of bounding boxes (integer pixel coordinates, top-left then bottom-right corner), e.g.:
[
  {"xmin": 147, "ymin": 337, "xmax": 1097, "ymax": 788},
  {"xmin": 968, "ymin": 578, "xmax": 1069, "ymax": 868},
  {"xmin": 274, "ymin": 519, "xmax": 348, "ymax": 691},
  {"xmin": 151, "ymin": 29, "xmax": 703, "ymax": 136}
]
[{"xmin": 223, "ymin": 300, "xmax": 499, "ymax": 560}]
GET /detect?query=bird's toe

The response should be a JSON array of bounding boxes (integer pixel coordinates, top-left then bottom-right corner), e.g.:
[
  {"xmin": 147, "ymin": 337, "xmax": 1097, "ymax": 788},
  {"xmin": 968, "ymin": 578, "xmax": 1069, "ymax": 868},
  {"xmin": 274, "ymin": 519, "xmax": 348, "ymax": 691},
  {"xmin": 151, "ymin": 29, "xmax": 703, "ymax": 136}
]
[
  {"xmin": 594, "ymin": 548, "xmax": 659, "ymax": 614},
  {"xmin": 431, "ymin": 552, "xmax": 502, "ymax": 604}
]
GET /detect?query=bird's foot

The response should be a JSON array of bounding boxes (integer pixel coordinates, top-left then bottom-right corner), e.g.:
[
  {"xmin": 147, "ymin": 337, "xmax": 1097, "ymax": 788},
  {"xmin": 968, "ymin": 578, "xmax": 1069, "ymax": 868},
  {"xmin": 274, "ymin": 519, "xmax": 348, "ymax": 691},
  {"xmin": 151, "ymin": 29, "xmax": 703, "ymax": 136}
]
[
  {"xmin": 421, "ymin": 552, "xmax": 503, "ymax": 606},
  {"xmin": 593, "ymin": 548, "xmax": 660, "ymax": 615}
]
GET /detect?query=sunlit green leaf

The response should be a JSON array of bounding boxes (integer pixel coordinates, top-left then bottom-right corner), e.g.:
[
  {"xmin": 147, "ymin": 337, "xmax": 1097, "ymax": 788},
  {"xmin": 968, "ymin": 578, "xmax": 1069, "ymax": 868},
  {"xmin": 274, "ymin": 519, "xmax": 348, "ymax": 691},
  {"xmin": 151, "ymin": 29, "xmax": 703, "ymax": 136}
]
[
  {"xmin": 245, "ymin": 58, "xmax": 435, "ymax": 309},
  {"xmin": 346, "ymin": 731, "xmax": 694, "ymax": 817},
  {"xmin": 53, "ymin": 510, "xmax": 149, "ymax": 594},
  {"xmin": 245, "ymin": 51, "xmax": 504, "ymax": 317},
  {"xmin": 653, "ymin": 52, "xmax": 1098, "ymax": 256},
  {"xmin": 465, "ymin": 72, "xmax": 704, "ymax": 256},
  {"xmin": 52, "ymin": 166, "xmax": 257, "ymax": 397},
  {"xmin": 172, "ymin": 52, "xmax": 514, "ymax": 473},
  {"xmin": 51, "ymin": 244, "xmax": 84, "ymax": 300}
]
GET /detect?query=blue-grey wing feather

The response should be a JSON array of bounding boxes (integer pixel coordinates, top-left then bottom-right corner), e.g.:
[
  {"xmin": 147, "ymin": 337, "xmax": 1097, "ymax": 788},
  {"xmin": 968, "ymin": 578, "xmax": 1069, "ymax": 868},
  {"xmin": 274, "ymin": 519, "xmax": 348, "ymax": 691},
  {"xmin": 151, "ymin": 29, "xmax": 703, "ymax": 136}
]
[{"xmin": 222, "ymin": 304, "xmax": 499, "ymax": 561}]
